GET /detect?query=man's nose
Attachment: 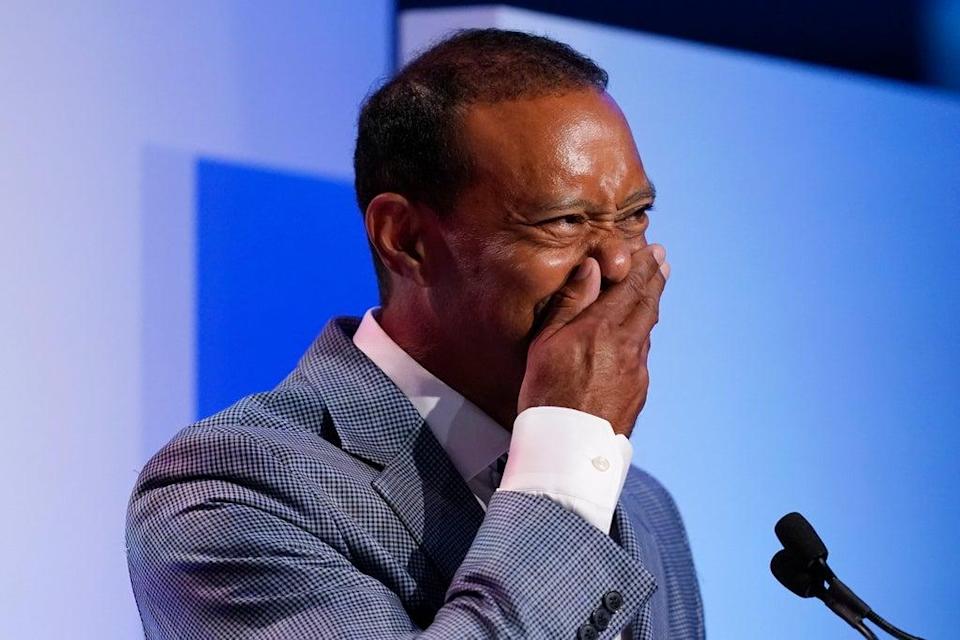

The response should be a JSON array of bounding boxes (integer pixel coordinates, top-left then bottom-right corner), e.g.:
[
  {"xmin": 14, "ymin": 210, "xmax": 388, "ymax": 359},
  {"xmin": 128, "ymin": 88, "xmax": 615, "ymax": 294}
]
[{"xmin": 589, "ymin": 233, "xmax": 637, "ymax": 287}]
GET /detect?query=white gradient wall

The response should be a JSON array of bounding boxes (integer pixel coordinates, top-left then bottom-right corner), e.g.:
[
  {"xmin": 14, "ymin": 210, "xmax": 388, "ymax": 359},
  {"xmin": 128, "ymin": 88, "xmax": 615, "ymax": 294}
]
[
  {"xmin": 0, "ymin": 2, "xmax": 390, "ymax": 637},
  {"xmin": 400, "ymin": 7, "xmax": 960, "ymax": 639}
]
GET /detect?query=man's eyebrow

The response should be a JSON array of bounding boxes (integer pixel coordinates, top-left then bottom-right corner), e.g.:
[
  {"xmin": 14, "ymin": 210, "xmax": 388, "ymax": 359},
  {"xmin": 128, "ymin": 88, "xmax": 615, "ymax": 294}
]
[
  {"xmin": 530, "ymin": 183, "xmax": 657, "ymax": 215},
  {"xmin": 616, "ymin": 183, "xmax": 657, "ymax": 212}
]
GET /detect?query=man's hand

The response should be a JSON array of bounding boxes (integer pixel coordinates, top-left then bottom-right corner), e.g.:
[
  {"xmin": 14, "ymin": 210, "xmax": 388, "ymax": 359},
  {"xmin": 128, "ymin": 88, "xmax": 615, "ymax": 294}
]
[{"xmin": 518, "ymin": 245, "xmax": 669, "ymax": 437}]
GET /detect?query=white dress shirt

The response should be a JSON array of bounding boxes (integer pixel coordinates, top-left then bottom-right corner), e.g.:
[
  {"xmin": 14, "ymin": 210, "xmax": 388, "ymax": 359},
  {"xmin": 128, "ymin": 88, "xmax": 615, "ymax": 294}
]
[{"xmin": 352, "ymin": 308, "xmax": 634, "ymax": 532}]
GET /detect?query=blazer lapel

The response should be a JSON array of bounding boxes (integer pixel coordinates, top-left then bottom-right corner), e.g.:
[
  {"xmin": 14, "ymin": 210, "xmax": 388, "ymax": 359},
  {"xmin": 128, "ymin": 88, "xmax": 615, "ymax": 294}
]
[
  {"xmin": 295, "ymin": 317, "xmax": 486, "ymax": 600},
  {"xmin": 293, "ymin": 317, "xmax": 424, "ymax": 468},
  {"xmin": 373, "ymin": 424, "xmax": 485, "ymax": 587}
]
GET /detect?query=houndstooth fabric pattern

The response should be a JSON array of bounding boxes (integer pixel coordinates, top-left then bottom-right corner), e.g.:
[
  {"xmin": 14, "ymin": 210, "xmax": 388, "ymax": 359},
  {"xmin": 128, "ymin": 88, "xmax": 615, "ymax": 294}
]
[{"xmin": 127, "ymin": 317, "xmax": 704, "ymax": 639}]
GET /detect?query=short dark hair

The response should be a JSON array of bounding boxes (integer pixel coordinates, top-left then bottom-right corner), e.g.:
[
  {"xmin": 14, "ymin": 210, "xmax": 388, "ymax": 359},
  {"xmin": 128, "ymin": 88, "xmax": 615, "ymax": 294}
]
[{"xmin": 353, "ymin": 28, "xmax": 608, "ymax": 301}]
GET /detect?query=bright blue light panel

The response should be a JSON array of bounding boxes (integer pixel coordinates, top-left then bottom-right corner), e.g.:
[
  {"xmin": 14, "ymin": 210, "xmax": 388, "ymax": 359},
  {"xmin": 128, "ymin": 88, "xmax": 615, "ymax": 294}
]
[{"xmin": 197, "ymin": 159, "xmax": 379, "ymax": 417}]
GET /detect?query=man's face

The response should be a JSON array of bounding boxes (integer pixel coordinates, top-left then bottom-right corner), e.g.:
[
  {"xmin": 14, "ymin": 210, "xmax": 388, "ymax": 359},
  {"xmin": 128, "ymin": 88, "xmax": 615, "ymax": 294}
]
[{"xmin": 426, "ymin": 89, "xmax": 655, "ymax": 399}]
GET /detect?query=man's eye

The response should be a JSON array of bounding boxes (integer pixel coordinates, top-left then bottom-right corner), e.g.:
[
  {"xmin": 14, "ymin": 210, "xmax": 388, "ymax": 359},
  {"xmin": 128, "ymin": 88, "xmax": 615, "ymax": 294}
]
[
  {"xmin": 540, "ymin": 214, "xmax": 586, "ymax": 227},
  {"xmin": 619, "ymin": 206, "xmax": 653, "ymax": 223}
]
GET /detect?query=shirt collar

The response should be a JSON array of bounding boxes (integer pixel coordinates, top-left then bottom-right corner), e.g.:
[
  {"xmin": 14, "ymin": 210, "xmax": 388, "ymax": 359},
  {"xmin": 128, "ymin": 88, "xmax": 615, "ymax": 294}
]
[{"xmin": 352, "ymin": 308, "xmax": 510, "ymax": 484}]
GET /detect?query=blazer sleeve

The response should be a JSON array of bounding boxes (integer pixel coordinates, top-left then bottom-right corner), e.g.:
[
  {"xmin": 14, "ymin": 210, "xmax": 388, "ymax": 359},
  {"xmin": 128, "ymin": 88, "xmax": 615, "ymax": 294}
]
[{"xmin": 127, "ymin": 426, "xmax": 658, "ymax": 639}]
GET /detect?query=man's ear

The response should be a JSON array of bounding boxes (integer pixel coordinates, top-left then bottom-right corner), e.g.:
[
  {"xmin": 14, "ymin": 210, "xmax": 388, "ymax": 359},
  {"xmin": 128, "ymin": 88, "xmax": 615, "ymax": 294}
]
[{"xmin": 364, "ymin": 193, "xmax": 432, "ymax": 287}]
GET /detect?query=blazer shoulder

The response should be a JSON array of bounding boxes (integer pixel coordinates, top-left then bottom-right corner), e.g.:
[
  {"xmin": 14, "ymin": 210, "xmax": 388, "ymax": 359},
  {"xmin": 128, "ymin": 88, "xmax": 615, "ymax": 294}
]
[
  {"xmin": 132, "ymin": 377, "xmax": 350, "ymax": 502},
  {"xmin": 128, "ymin": 380, "xmax": 367, "ymax": 562},
  {"xmin": 195, "ymin": 374, "xmax": 334, "ymax": 440},
  {"xmin": 162, "ymin": 373, "xmax": 337, "ymax": 450}
]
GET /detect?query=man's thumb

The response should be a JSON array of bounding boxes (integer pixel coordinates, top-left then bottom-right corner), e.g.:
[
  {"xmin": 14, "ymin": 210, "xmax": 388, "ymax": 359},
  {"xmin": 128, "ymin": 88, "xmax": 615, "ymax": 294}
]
[{"xmin": 538, "ymin": 258, "xmax": 601, "ymax": 337}]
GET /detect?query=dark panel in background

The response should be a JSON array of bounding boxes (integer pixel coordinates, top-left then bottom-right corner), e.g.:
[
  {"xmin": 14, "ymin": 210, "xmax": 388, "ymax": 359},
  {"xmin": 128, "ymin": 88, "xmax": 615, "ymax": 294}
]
[{"xmin": 399, "ymin": 0, "xmax": 949, "ymax": 89}]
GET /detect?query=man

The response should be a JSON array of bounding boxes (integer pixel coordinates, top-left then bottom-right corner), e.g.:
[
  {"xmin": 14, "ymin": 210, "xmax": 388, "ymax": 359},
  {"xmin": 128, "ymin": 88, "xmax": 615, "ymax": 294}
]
[{"xmin": 127, "ymin": 29, "xmax": 703, "ymax": 639}]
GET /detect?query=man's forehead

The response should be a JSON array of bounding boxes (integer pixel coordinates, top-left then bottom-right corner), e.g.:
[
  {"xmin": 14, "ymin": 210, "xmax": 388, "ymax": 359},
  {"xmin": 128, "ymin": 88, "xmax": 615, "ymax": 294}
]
[
  {"xmin": 462, "ymin": 89, "xmax": 626, "ymax": 144},
  {"xmin": 460, "ymin": 90, "xmax": 646, "ymax": 209}
]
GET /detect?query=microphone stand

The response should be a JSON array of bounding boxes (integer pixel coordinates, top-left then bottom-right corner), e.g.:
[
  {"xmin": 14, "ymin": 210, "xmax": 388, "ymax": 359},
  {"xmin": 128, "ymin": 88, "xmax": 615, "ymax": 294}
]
[
  {"xmin": 852, "ymin": 620, "xmax": 879, "ymax": 640},
  {"xmin": 867, "ymin": 612, "xmax": 925, "ymax": 640},
  {"xmin": 823, "ymin": 573, "xmax": 925, "ymax": 640},
  {"xmin": 818, "ymin": 575, "xmax": 877, "ymax": 639}
]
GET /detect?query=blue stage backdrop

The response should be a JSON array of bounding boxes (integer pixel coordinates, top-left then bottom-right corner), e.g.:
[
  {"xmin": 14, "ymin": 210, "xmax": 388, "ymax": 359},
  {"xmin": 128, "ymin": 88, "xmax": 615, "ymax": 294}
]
[{"xmin": 197, "ymin": 159, "xmax": 379, "ymax": 417}]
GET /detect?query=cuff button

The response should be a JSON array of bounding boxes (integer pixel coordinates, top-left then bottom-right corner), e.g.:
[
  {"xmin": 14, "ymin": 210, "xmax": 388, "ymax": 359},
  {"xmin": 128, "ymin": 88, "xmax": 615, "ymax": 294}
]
[
  {"xmin": 591, "ymin": 456, "xmax": 610, "ymax": 471},
  {"xmin": 591, "ymin": 606, "xmax": 612, "ymax": 630},
  {"xmin": 602, "ymin": 589, "xmax": 624, "ymax": 612},
  {"xmin": 577, "ymin": 622, "xmax": 599, "ymax": 640}
]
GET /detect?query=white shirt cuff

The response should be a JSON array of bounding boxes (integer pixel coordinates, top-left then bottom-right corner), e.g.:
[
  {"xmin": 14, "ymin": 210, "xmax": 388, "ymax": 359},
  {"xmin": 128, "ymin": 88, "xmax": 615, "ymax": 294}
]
[{"xmin": 497, "ymin": 406, "xmax": 634, "ymax": 532}]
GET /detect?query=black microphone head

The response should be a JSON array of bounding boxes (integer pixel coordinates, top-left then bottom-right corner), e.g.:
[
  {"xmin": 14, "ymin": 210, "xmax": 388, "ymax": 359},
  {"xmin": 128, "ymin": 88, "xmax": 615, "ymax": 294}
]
[
  {"xmin": 770, "ymin": 549, "xmax": 821, "ymax": 598},
  {"xmin": 775, "ymin": 512, "xmax": 828, "ymax": 565}
]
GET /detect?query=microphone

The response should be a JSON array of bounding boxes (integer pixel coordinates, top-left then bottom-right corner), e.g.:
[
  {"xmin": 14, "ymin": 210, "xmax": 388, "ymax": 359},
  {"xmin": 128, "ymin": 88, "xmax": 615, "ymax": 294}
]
[
  {"xmin": 774, "ymin": 511, "xmax": 828, "ymax": 568},
  {"xmin": 770, "ymin": 512, "xmax": 926, "ymax": 640},
  {"xmin": 770, "ymin": 547, "xmax": 877, "ymax": 639}
]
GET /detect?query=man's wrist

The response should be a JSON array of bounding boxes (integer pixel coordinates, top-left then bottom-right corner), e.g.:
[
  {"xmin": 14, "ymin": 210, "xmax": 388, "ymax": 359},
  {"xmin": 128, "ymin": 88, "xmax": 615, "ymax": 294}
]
[{"xmin": 498, "ymin": 406, "xmax": 634, "ymax": 531}]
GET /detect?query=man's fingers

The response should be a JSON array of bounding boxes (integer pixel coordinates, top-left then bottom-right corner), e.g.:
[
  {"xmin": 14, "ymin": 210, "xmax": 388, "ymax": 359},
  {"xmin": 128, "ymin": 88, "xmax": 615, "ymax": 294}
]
[
  {"xmin": 624, "ymin": 261, "xmax": 667, "ymax": 339},
  {"xmin": 639, "ymin": 335, "xmax": 652, "ymax": 364},
  {"xmin": 535, "ymin": 257, "xmax": 601, "ymax": 340},
  {"xmin": 592, "ymin": 244, "xmax": 666, "ymax": 323}
]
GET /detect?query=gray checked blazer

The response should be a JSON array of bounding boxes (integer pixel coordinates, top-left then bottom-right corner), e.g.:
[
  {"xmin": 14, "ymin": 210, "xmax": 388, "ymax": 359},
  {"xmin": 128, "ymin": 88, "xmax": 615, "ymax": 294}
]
[{"xmin": 127, "ymin": 317, "xmax": 704, "ymax": 639}]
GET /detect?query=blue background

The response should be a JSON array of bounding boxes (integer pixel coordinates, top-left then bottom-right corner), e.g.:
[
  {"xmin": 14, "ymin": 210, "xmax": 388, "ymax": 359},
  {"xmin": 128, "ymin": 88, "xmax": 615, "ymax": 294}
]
[{"xmin": 196, "ymin": 160, "xmax": 377, "ymax": 416}]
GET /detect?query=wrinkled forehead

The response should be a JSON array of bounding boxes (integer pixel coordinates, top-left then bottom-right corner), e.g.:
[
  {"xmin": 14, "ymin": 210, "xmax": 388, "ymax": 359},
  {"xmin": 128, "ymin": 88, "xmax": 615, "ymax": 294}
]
[{"xmin": 459, "ymin": 89, "xmax": 646, "ymax": 208}]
